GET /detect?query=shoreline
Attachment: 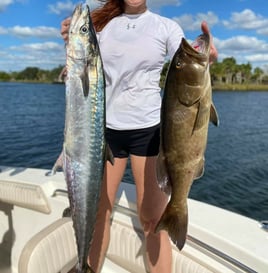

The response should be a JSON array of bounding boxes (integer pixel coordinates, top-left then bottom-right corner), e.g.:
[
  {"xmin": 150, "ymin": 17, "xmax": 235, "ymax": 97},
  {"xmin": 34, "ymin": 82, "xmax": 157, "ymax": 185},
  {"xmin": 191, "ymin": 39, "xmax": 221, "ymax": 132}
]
[
  {"xmin": 1, "ymin": 80, "xmax": 268, "ymax": 91},
  {"xmin": 212, "ymin": 83, "xmax": 268, "ymax": 91}
]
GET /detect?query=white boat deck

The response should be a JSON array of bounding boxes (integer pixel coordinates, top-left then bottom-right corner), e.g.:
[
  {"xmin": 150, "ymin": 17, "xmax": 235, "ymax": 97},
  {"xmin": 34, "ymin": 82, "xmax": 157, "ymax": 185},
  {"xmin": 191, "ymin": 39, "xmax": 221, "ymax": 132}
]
[{"xmin": 0, "ymin": 166, "xmax": 267, "ymax": 273}]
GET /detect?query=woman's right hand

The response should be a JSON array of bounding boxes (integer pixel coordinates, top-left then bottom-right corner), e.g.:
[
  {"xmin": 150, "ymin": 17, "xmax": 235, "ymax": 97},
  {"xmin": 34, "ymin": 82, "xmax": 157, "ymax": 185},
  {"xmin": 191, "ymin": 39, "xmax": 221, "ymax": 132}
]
[{"xmin": 61, "ymin": 17, "xmax": 71, "ymax": 43}]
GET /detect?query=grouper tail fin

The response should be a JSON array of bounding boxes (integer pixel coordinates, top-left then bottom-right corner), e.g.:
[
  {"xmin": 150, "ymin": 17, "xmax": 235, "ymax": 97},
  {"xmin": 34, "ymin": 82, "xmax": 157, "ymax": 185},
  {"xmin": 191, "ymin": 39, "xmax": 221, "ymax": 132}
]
[{"xmin": 155, "ymin": 202, "xmax": 188, "ymax": 250}]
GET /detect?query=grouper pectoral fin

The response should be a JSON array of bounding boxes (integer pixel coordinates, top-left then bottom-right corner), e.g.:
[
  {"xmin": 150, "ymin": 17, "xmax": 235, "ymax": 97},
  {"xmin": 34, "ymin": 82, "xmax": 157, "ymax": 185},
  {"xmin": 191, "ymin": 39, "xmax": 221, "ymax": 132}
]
[
  {"xmin": 192, "ymin": 101, "xmax": 219, "ymax": 134},
  {"xmin": 192, "ymin": 101, "xmax": 206, "ymax": 133},
  {"xmin": 210, "ymin": 102, "xmax": 219, "ymax": 126},
  {"xmin": 156, "ymin": 150, "xmax": 171, "ymax": 195},
  {"xmin": 194, "ymin": 157, "xmax": 205, "ymax": 180}
]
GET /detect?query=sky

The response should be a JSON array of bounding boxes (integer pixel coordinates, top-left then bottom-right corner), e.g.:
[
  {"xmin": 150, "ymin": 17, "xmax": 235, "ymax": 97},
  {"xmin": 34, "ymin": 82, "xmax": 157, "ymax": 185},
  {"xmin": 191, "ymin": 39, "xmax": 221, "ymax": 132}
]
[{"xmin": 1, "ymin": 0, "xmax": 268, "ymax": 73}]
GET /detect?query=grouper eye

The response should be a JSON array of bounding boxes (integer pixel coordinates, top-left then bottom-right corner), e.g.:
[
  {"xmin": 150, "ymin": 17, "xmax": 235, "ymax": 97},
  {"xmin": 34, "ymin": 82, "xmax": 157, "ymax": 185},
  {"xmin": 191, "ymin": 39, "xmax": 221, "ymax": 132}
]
[
  {"xmin": 80, "ymin": 24, "xmax": 89, "ymax": 34},
  {"xmin": 176, "ymin": 61, "xmax": 182, "ymax": 69}
]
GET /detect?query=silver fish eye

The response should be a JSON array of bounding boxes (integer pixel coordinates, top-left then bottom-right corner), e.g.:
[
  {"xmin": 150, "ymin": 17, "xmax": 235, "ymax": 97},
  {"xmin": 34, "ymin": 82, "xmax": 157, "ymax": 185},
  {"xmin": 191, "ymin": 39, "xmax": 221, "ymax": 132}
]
[{"xmin": 80, "ymin": 24, "xmax": 89, "ymax": 34}]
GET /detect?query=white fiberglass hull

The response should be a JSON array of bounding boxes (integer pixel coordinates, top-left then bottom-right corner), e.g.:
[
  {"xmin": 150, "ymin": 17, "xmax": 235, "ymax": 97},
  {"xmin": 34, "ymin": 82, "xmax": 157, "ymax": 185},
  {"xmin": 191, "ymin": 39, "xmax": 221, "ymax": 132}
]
[{"xmin": 0, "ymin": 166, "xmax": 267, "ymax": 273}]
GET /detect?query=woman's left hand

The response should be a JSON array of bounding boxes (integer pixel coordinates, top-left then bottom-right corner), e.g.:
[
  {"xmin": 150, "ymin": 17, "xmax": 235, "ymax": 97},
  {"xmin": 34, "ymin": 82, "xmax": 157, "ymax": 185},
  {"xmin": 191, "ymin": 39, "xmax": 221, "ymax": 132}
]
[{"xmin": 201, "ymin": 21, "xmax": 218, "ymax": 63}]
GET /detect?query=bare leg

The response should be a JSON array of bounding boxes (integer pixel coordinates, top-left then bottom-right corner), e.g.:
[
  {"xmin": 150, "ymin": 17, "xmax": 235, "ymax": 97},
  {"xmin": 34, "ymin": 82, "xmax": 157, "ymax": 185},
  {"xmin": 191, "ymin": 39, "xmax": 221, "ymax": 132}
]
[
  {"xmin": 88, "ymin": 158, "xmax": 128, "ymax": 273},
  {"xmin": 130, "ymin": 155, "xmax": 172, "ymax": 273}
]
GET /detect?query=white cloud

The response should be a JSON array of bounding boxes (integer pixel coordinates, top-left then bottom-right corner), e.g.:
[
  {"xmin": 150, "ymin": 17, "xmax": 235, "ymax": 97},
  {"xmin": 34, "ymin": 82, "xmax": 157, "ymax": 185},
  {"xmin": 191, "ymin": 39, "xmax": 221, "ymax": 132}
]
[
  {"xmin": 223, "ymin": 9, "xmax": 268, "ymax": 30},
  {"xmin": 216, "ymin": 36, "xmax": 268, "ymax": 53},
  {"xmin": 48, "ymin": 0, "xmax": 101, "ymax": 15},
  {"xmin": 2, "ymin": 42, "xmax": 65, "ymax": 71},
  {"xmin": 85, "ymin": 0, "xmax": 103, "ymax": 10},
  {"xmin": 48, "ymin": 0, "xmax": 75, "ymax": 15},
  {"xmin": 257, "ymin": 27, "xmax": 268, "ymax": 36},
  {"xmin": 173, "ymin": 11, "xmax": 219, "ymax": 31},
  {"xmin": 9, "ymin": 26, "xmax": 60, "ymax": 39},
  {"xmin": 10, "ymin": 41, "xmax": 63, "ymax": 52},
  {"xmin": 214, "ymin": 36, "xmax": 268, "ymax": 67},
  {"xmin": 246, "ymin": 54, "xmax": 268, "ymax": 63},
  {"xmin": 0, "ymin": 26, "xmax": 8, "ymax": 34},
  {"xmin": 0, "ymin": 0, "xmax": 13, "ymax": 12}
]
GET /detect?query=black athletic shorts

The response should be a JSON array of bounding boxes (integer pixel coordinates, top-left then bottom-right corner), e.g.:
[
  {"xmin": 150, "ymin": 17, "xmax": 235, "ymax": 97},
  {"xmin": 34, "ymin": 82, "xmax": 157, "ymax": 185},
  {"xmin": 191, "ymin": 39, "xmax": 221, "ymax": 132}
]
[{"xmin": 105, "ymin": 124, "xmax": 160, "ymax": 158}]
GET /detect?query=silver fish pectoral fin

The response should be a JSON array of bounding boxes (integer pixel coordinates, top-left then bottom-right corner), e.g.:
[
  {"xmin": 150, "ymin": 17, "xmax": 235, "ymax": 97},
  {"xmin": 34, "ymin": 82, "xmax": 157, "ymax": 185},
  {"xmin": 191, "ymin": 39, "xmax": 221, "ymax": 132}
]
[
  {"xmin": 47, "ymin": 151, "xmax": 63, "ymax": 176},
  {"xmin": 106, "ymin": 144, "xmax": 114, "ymax": 165},
  {"xmin": 81, "ymin": 67, "xmax": 90, "ymax": 98}
]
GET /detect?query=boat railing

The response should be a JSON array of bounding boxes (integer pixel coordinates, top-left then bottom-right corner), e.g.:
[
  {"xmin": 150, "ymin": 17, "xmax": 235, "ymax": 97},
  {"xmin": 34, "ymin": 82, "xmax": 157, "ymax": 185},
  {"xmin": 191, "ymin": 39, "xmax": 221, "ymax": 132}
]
[{"xmin": 187, "ymin": 235, "xmax": 257, "ymax": 273}]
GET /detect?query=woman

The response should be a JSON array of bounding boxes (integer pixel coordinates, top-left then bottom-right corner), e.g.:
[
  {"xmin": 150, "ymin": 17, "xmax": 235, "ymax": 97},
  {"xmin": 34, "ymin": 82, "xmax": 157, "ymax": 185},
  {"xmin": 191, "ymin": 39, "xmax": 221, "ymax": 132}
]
[{"xmin": 61, "ymin": 1, "xmax": 218, "ymax": 272}]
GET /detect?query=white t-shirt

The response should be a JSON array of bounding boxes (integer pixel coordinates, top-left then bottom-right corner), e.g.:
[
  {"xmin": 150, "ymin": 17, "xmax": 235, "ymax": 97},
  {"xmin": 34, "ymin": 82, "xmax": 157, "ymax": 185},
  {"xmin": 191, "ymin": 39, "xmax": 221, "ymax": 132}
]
[{"xmin": 98, "ymin": 10, "xmax": 184, "ymax": 130}]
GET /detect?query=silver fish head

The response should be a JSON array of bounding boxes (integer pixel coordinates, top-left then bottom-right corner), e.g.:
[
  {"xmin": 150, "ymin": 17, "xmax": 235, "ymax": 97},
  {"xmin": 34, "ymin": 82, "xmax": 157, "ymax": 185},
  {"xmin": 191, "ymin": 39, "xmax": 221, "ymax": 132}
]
[
  {"xmin": 169, "ymin": 33, "xmax": 210, "ymax": 107},
  {"xmin": 67, "ymin": 4, "xmax": 98, "ymax": 60}
]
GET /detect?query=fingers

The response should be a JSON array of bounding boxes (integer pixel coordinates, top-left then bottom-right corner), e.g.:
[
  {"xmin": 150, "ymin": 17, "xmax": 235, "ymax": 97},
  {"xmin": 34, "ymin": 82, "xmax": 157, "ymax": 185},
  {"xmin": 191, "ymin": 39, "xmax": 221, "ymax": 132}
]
[
  {"xmin": 201, "ymin": 20, "xmax": 218, "ymax": 63},
  {"xmin": 201, "ymin": 21, "xmax": 210, "ymax": 35},
  {"xmin": 61, "ymin": 17, "xmax": 71, "ymax": 43}
]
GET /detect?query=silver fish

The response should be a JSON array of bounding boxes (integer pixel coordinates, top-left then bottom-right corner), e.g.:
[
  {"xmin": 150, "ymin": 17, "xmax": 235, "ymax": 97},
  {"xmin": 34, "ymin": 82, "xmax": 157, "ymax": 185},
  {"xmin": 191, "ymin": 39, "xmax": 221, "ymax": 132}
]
[
  {"xmin": 155, "ymin": 33, "xmax": 219, "ymax": 250},
  {"xmin": 61, "ymin": 4, "xmax": 112, "ymax": 273}
]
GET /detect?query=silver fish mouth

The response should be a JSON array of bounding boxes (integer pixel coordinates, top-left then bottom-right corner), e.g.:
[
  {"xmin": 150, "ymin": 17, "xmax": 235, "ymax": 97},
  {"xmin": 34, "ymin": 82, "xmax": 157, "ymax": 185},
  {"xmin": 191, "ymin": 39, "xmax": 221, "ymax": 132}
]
[
  {"xmin": 66, "ymin": 4, "xmax": 97, "ymax": 61},
  {"xmin": 69, "ymin": 4, "xmax": 90, "ymax": 34}
]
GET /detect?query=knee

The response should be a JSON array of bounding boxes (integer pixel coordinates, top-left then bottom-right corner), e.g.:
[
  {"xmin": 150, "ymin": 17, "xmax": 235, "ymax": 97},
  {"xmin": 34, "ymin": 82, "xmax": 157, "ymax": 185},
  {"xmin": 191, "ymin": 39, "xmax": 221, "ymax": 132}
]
[
  {"xmin": 140, "ymin": 216, "xmax": 159, "ymax": 235},
  {"xmin": 138, "ymin": 204, "xmax": 166, "ymax": 234}
]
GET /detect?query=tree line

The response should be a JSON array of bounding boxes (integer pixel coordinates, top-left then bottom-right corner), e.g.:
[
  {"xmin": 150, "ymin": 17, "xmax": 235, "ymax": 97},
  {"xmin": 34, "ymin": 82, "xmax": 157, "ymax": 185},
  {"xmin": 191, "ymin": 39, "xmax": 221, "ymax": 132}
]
[
  {"xmin": 1, "ymin": 57, "xmax": 268, "ymax": 86},
  {"xmin": 160, "ymin": 57, "xmax": 268, "ymax": 88},
  {"xmin": 0, "ymin": 65, "xmax": 65, "ymax": 83},
  {"xmin": 210, "ymin": 57, "xmax": 268, "ymax": 85}
]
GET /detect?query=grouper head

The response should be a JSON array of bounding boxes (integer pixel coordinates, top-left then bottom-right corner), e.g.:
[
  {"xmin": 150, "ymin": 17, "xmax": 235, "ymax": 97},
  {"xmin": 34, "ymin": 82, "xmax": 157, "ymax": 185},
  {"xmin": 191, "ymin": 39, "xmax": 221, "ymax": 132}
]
[
  {"xmin": 168, "ymin": 33, "xmax": 211, "ymax": 107},
  {"xmin": 66, "ymin": 4, "xmax": 98, "ymax": 60}
]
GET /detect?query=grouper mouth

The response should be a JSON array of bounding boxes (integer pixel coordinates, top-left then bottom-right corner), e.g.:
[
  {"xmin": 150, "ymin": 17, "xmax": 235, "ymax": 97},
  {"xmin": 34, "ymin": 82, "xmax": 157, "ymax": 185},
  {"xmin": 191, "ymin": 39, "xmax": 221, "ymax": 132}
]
[{"xmin": 181, "ymin": 33, "xmax": 210, "ymax": 60}]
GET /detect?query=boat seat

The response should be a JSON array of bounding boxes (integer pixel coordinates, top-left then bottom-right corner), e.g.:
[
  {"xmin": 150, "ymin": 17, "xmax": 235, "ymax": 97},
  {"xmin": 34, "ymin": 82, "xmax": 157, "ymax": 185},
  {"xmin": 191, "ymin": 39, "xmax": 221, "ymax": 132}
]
[
  {"xmin": 0, "ymin": 180, "xmax": 51, "ymax": 214},
  {"xmin": 18, "ymin": 217, "xmax": 77, "ymax": 273},
  {"xmin": 18, "ymin": 215, "xmax": 215, "ymax": 273},
  {"xmin": 107, "ymin": 221, "xmax": 214, "ymax": 273}
]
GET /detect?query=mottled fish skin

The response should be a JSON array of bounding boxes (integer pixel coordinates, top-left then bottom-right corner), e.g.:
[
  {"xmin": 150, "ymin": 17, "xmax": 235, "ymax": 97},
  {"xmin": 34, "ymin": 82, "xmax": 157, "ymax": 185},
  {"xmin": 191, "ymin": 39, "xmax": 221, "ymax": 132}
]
[
  {"xmin": 155, "ymin": 33, "xmax": 219, "ymax": 250},
  {"xmin": 63, "ymin": 4, "xmax": 106, "ymax": 273}
]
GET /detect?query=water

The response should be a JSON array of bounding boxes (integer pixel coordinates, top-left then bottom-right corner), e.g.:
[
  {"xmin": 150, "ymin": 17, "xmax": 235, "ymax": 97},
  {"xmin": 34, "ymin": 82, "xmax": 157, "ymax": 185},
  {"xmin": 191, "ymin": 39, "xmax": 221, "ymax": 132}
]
[
  {"xmin": 0, "ymin": 82, "xmax": 65, "ymax": 168},
  {"xmin": 0, "ymin": 82, "xmax": 267, "ymax": 221}
]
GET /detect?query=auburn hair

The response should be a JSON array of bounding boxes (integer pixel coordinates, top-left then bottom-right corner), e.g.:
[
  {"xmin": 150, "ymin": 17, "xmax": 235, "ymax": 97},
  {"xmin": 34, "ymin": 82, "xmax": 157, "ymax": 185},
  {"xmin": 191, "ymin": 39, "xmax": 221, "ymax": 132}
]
[{"xmin": 91, "ymin": 0, "xmax": 125, "ymax": 32}]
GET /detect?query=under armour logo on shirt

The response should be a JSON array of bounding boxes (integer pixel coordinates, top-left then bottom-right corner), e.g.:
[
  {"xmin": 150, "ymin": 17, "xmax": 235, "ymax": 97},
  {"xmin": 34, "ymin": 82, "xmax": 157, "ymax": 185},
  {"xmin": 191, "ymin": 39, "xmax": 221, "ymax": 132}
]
[{"xmin": 127, "ymin": 23, "xmax": 136, "ymax": 29}]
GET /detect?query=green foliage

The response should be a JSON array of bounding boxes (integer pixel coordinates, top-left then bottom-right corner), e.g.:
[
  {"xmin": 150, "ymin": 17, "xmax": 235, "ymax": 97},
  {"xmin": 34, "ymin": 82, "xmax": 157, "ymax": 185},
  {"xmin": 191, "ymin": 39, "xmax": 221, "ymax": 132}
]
[
  {"xmin": 0, "ymin": 65, "xmax": 65, "ymax": 83},
  {"xmin": 0, "ymin": 71, "xmax": 11, "ymax": 81},
  {"xmin": 210, "ymin": 57, "xmax": 264, "ymax": 85}
]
